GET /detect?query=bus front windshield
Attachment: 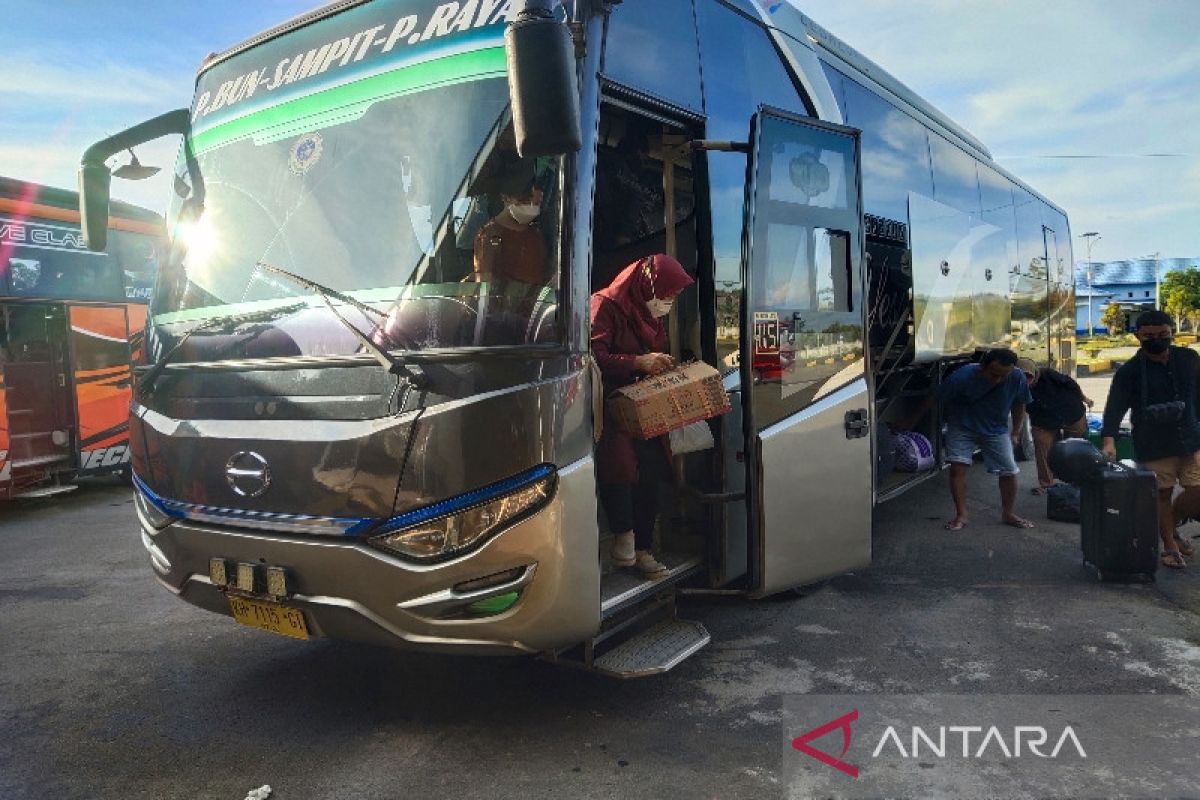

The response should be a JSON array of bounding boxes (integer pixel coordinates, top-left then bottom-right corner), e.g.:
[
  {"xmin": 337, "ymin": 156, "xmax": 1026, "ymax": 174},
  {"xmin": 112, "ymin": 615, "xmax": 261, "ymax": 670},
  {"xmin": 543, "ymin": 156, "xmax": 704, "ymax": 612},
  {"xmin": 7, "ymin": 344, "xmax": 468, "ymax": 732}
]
[{"xmin": 156, "ymin": 76, "xmax": 563, "ymax": 363}]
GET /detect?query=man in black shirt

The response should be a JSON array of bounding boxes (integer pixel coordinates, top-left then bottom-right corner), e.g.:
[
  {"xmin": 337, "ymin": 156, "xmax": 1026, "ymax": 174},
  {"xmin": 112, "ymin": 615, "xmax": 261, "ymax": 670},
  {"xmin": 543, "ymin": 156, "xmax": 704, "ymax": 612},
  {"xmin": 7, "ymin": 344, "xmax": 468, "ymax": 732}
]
[
  {"xmin": 1102, "ymin": 310, "xmax": 1200, "ymax": 568},
  {"xmin": 1019, "ymin": 357, "xmax": 1093, "ymax": 494}
]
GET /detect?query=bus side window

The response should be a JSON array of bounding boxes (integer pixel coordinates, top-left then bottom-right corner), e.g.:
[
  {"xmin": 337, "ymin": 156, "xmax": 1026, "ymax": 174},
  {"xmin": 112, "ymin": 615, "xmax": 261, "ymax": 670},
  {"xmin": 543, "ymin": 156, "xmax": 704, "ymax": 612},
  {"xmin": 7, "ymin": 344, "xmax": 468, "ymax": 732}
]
[{"xmin": 696, "ymin": 0, "xmax": 810, "ymax": 375}]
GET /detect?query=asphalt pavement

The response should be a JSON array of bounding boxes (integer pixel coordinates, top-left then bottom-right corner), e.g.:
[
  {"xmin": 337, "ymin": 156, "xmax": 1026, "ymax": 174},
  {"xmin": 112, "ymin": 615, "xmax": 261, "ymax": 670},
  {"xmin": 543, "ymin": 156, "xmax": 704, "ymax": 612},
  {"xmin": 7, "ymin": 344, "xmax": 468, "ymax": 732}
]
[{"xmin": 2, "ymin": 451, "xmax": 1199, "ymax": 799}]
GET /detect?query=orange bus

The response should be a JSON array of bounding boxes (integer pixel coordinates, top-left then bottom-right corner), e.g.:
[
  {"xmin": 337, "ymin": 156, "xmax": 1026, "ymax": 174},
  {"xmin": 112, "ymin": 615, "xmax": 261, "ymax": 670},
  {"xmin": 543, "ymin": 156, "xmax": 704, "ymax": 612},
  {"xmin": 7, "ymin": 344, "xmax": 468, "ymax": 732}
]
[{"xmin": 0, "ymin": 177, "xmax": 163, "ymax": 498}]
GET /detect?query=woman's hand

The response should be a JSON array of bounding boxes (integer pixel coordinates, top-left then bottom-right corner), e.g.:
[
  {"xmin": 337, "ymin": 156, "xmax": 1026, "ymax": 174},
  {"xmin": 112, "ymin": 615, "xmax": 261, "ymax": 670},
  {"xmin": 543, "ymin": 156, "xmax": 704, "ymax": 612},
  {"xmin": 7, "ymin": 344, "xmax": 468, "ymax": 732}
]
[{"xmin": 634, "ymin": 352, "xmax": 674, "ymax": 375}]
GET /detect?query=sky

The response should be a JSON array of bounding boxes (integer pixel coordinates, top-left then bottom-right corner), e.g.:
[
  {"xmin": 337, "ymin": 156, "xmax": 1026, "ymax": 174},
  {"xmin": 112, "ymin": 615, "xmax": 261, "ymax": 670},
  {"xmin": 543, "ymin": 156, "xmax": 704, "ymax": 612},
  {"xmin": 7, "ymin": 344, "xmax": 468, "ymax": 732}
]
[{"xmin": 1, "ymin": 0, "xmax": 1197, "ymax": 266}]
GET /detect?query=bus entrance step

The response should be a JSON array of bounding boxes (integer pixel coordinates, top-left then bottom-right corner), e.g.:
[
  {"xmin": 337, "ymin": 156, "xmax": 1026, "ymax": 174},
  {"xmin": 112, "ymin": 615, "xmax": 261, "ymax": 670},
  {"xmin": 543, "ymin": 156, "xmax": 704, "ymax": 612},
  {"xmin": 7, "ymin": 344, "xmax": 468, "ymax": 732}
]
[
  {"xmin": 13, "ymin": 485, "xmax": 78, "ymax": 499},
  {"xmin": 590, "ymin": 618, "xmax": 710, "ymax": 678},
  {"xmin": 601, "ymin": 553, "xmax": 702, "ymax": 619},
  {"xmin": 9, "ymin": 454, "xmax": 70, "ymax": 470}
]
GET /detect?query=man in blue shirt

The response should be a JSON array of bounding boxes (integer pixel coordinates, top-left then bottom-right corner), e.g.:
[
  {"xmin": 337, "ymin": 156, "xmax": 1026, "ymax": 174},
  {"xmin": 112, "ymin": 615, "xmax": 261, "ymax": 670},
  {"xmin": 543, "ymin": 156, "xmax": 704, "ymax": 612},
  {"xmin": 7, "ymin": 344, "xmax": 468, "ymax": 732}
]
[{"xmin": 901, "ymin": 348, "xmax": 1034, "ymax": 530}]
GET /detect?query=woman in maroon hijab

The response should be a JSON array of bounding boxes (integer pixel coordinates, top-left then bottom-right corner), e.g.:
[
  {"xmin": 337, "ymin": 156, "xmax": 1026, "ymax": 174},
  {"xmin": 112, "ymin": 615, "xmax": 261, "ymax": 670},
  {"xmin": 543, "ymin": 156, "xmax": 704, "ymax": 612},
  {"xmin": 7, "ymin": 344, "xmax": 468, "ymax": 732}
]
[{"xmin": 591, "ymin": 254, "xmax": 694, "ymax": 578}]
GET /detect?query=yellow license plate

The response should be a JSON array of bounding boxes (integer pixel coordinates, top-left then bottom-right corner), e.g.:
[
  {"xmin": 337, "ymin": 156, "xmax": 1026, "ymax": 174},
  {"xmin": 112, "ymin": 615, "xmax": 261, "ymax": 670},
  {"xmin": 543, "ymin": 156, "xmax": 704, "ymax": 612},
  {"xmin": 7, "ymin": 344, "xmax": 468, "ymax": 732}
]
[{"xmin": 227, "ymin": 595, "xmax": 309, "ymax": 640}]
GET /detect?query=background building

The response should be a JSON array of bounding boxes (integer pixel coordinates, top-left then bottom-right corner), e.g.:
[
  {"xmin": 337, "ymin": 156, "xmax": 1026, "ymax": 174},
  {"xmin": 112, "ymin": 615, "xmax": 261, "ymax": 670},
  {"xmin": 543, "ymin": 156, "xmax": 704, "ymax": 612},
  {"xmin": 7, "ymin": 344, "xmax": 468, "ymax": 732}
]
[{"xmin": 1074, "ymin": 258, "xmax": 1196, "ymax": 333}]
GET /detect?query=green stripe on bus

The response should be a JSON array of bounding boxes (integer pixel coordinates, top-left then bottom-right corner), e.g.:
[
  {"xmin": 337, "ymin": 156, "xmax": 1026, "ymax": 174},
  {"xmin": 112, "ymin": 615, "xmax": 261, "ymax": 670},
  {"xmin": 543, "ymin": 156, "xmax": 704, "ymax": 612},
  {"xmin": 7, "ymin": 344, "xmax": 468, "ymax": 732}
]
[{"xmin": 190, "ymin": 46, "xmax": 506, "ymax": 154}]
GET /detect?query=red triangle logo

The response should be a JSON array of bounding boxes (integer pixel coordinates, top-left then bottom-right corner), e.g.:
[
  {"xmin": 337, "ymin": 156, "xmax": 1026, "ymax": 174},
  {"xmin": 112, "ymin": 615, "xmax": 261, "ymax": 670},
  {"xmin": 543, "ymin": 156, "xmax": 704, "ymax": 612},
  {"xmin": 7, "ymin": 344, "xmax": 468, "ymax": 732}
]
[{"xmin": 791, "ymin": 709, "xmax": 859, "ymax": 778}]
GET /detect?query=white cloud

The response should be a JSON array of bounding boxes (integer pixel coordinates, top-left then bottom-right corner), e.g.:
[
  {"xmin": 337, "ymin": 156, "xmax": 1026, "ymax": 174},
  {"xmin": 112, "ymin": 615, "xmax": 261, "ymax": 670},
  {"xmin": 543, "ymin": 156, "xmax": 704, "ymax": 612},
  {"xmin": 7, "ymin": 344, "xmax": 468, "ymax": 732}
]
[
  {"xmin": 0, "ymin": 52, "xmax": 187, "ymax": 110},
  {"xmin": 795, "ymin": 0, "xmax": 1200, "ymax": 261}
]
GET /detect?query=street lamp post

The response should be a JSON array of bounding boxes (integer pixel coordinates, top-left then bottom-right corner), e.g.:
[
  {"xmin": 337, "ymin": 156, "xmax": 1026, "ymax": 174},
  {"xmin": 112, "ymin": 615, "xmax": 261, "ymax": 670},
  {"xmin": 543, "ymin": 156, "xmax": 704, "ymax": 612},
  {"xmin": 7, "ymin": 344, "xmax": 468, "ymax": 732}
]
[
  {"xmin": 1150, "ymin": 252, "xmax": 1162, "ymax": 311},
  {"xmin": 1080, "ymin": 232, "xmax": 1100, "ymax": 336}
]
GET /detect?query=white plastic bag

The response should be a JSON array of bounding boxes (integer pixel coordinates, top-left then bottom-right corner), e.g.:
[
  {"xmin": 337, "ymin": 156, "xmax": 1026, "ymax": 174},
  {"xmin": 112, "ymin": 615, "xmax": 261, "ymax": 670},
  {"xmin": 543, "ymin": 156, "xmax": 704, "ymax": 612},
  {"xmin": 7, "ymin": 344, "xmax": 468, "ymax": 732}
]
[{"xmin": 669, "ymin": 420, "xmax": 715, "ymax": 454}]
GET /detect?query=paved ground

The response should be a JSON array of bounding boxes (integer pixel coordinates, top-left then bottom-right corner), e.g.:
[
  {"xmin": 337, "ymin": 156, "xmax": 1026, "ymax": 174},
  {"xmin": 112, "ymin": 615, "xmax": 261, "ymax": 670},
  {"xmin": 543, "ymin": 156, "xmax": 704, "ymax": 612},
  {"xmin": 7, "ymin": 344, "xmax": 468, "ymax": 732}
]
[{"xmin": 2, "ymin": 456, "xmax": 1200, "ymax": 799}]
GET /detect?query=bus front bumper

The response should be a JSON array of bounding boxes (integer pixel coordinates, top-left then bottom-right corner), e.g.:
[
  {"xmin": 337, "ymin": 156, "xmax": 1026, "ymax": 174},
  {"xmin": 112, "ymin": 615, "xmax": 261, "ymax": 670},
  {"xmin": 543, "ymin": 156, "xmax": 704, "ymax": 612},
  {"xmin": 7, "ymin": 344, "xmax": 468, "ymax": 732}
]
[{"xmin": 136, "ymin": 461, "xmax": 601, "ymax": 656}]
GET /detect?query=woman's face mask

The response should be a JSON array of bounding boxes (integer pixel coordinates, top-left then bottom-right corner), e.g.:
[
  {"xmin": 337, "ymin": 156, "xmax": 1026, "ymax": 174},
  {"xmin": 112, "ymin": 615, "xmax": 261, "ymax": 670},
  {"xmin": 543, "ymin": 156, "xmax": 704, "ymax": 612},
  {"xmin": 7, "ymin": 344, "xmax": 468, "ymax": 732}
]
[
  {"xmin": 506, "ymin": 203, "xmax": 540, "ymax": 224},
  {"xmin": 647, "ymin": 298, "xmax": 673, "ymax": 318}
]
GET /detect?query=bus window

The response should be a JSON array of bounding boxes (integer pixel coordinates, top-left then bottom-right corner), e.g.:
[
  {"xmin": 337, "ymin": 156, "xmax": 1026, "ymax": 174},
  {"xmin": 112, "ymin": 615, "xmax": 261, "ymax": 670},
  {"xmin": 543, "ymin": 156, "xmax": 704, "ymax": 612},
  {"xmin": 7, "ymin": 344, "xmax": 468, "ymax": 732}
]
[
  {"xmin": 838, "ymin": 71, "xmax": 933, "ymax": 226},
  {"xmin": 748, "ymin": 115, "xmax": 862, "ymax": 426},
  {"xmin": 109, "ymin": 229, "xmax": 161, "ymax": 302},
  {"xmin": 697, "ymin": 0, "xmax": 808, "ymax": 373},
  {"xmin": 604, "ymin": 0, "xmax": 703, "ymax": 113},
  {"xmin": 929, "ymin": 132, "xmax": 982, "ymax": 217}
]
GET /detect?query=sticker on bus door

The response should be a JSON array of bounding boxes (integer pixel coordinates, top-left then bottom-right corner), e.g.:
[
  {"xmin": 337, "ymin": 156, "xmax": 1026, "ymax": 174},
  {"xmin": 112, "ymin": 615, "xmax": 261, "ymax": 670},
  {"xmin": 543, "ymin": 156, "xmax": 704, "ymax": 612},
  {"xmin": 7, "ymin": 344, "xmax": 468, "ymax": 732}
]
[
  {"xmin": 68, "ymin": 305, "xmax": 134, "ymax": 472},
  {"xmin": 752, "ymin": 311, "xmax": 783, "ymax": 383}
]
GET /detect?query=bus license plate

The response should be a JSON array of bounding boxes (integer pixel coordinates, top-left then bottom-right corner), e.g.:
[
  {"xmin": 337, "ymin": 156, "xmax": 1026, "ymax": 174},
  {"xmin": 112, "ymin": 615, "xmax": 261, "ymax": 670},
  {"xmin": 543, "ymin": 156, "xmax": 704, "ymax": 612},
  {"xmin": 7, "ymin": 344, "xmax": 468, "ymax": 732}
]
[{"xmin": 227, "ymin": 596, "xmax": 309, "ymax": 640}]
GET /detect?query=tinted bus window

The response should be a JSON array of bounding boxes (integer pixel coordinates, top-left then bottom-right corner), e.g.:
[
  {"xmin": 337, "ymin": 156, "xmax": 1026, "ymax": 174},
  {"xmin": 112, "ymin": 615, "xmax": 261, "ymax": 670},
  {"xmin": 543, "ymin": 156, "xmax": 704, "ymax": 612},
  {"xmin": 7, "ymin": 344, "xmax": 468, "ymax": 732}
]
[
  {"xmin": 1014, "ymin": 187, "xmax": 1046, "ymax": 278},
  {"xmin": 929, "ymin": 131, "xmax": 981, "ymax": 217},
  {"xmin": 697, "ymin": 0, "xmax": 806, "ymax": 371},
  {"xmin": 109, "ymin": 229, "xmax": 160, "ymax": 301},
  {"xmin": 1042, "ymin": 205, "xmax": 1072, "ymax": 285},
  {"xmin": 838, "ymin": 72, "xmax": 932, "ymax": 226},
  {"xmin": 1, "ymin": 215, "xmax": 159, "ymax": 303},
  {"xmin": 977, "ymin": 164, "xmax": 1018, "ymax": 287},
  {"xmin": 605, "ymin": 0, "xmax": 703, "ymax": 113}
]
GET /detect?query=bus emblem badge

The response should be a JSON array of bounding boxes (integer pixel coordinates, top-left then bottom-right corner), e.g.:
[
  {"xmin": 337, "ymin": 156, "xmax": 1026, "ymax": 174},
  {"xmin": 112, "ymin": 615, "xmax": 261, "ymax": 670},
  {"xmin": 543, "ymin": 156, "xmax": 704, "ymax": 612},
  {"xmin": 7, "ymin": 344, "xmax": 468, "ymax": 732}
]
[
  {"xmin": 289, "ymin": 132, "xmax": 323, "ymax": 175},
  {"xmin": 225, "ymin": 451, "xmax": 273, "ymax": 498}
]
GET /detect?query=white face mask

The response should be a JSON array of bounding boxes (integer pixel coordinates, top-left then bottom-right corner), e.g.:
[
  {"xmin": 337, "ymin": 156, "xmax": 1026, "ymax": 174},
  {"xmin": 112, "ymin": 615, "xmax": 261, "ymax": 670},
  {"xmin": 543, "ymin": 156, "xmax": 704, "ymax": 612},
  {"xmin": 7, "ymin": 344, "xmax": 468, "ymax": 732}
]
[
  {"xmin": 507, "ymin": 203, "xmax": 540, "ymax": 224},
  {"xmin": 647, "ymin": 298, "xmax": 673, "ymax": 318}
]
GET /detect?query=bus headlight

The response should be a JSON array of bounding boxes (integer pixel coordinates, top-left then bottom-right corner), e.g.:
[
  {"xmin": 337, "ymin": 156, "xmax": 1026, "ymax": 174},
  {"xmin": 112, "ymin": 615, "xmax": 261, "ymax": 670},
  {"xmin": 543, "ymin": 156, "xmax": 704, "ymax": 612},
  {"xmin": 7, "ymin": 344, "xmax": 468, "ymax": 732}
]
[{"xmin": 368, "ymin": 465, "xmax": 556, "ymax": 561}]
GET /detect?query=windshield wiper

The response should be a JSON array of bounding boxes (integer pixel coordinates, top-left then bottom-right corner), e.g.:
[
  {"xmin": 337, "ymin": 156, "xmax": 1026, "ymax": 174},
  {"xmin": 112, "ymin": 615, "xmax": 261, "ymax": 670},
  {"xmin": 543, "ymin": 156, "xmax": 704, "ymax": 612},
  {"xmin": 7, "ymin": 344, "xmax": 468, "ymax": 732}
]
[
  {"xmin": 257, "ymin": 262, "xmax": 427, "ymax": 389},
  {"xmin": 138, "ymin": 301, "xmax": 308, "ymax": 395}
]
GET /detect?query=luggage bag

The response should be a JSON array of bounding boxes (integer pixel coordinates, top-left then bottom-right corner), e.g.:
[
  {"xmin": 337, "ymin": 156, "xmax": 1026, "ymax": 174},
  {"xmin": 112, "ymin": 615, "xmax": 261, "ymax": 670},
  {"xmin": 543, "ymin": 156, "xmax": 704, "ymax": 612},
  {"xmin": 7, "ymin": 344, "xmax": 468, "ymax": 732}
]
[
  {"xmin": 1079, "ymin": 461, "xmax": 1159, "ymax": 582},
  {"xmin": 1046, "ymin": 482, "xmax": 1081, "ymax": 523}
]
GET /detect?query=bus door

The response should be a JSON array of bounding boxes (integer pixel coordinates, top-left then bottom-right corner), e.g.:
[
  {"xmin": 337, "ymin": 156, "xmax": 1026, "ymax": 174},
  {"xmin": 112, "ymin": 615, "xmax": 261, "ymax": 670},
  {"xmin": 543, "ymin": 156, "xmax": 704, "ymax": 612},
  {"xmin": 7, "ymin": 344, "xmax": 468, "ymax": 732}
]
[
  {"xmin": 737, "ymin": 108, "xmax": 872, "ymax": 597},
  {"xmin": 2, "ymin": 303, "xmax": 73, "ymax": 473},
  {"xmin": 67, "ymin": 304, "xmax": 134, "ymax": 473}
]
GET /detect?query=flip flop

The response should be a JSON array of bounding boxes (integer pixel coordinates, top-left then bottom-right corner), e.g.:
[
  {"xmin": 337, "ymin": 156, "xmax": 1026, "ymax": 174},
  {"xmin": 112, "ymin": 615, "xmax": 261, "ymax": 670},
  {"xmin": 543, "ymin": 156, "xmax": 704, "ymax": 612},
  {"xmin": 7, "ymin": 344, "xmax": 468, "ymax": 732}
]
[
  {"xmin": 1030, "ymin": 486, "xmax": 1048, "ymax": 496},
  {"xmin": 1003, "ymin": 517, "xmax": 1036, "ymax": 529},
  {"xmin": 1161, "ymin": 551, "xmax": 1187, "ymax": 570},
  {"xmin": 944, "ymin": 519, "xmax": 968, "ymax": 531},
  {"xmin": 1174, "ymin": 535, "xmax": 1196, "ymax": 558}
]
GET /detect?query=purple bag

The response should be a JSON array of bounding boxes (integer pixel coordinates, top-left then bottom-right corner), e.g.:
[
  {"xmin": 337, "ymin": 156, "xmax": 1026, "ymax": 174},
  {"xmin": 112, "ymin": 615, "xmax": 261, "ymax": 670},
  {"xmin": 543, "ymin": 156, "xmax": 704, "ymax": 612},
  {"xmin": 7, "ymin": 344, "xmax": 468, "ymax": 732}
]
[{"xmin": 894, "ymin": 431, "xmax": 935, "ymax": 472}]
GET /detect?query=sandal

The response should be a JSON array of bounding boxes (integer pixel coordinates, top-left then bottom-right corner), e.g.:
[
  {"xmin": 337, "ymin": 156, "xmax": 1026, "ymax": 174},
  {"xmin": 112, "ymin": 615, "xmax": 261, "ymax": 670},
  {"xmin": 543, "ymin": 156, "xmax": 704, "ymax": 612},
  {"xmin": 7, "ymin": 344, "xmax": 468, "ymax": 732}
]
[
  {"xmin": 1161, "ymin": 551, "xmax": 1187, "ymax": 570},
  {"xmin": 1174, "ymin": 535, "xmax": 1196, "ymax": 558},
  {"xmin": 1030, "ymin": 486, "xmax": 1048, "ymax": 496}
]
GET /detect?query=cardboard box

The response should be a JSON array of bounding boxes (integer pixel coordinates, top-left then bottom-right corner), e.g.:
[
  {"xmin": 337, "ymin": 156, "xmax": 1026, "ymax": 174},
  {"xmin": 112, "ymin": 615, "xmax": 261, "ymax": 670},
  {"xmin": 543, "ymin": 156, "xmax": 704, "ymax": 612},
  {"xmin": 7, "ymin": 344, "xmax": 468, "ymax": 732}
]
[{"xmin": 609, "ymin": 361, "xmax": 732, "ymax": 440}]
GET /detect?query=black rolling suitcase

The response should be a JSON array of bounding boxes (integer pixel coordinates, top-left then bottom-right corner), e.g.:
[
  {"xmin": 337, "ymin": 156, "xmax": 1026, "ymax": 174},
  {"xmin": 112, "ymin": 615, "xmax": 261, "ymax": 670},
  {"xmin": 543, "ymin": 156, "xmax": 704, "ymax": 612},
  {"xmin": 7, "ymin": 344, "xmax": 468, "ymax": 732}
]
[{"xmin": 1079, "ymin": 461, "xmax": 1159, "ymax": 582}]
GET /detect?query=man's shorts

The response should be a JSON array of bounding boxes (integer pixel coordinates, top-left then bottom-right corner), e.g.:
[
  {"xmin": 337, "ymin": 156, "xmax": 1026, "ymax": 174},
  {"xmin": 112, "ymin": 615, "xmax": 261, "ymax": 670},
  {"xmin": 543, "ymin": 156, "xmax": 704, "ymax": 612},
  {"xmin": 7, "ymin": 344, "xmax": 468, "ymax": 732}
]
[
  {"xmin": 1140, "ymin": 451, "xmax": 1200, "ymax": 490},
  {"xmin": 944, "ymin": 423, "xmax": 1019, "ymax": 476}
]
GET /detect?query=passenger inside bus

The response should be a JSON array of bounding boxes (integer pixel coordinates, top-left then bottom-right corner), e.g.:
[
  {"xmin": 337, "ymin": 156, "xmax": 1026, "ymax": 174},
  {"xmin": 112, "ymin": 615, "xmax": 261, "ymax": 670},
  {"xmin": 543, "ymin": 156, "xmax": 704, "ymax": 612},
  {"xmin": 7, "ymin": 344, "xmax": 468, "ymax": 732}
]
[{"xmin": 471, "ymin": 159, "xmax": 549, "ymax": 285}]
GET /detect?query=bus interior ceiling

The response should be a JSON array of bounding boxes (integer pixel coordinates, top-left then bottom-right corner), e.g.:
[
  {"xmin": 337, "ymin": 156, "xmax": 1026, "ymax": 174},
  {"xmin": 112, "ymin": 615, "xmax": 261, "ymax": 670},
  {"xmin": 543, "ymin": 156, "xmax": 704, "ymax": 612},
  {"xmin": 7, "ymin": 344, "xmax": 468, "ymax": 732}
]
[{"xmin": 591, "ymin": 103, "xmax": 720, "ymax": 589}]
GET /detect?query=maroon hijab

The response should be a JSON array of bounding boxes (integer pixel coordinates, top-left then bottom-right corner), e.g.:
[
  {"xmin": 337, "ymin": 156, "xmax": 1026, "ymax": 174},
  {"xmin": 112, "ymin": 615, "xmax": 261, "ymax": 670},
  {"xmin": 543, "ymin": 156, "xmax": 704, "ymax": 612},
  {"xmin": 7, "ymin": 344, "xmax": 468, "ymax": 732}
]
[{"xmin": 592, "ymin": 254, "xmax": 693, "ymax": 349}]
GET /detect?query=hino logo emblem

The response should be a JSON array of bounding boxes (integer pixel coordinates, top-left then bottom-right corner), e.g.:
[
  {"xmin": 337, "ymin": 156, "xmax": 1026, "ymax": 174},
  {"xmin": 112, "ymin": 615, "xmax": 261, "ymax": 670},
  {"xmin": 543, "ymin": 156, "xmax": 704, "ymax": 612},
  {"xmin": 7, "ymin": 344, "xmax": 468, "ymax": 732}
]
[{"xmin": 225, "ymin": 451, "xmax": 272, "ymax": 497}]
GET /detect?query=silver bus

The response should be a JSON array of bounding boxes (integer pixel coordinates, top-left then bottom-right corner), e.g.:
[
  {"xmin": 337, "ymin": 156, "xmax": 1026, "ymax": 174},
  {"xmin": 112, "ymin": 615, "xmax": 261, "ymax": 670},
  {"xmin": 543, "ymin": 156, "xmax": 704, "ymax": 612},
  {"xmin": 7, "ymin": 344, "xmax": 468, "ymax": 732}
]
[{"xmin": 79, "ymin": 0, "xmax": 1073, "ymax": 677}]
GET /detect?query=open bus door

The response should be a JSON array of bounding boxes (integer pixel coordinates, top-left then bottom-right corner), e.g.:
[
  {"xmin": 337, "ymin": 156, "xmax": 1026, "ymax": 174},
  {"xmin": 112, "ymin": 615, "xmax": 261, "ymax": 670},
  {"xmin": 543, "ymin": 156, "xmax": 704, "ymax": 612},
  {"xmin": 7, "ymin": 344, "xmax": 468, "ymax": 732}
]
[
  {"xmin": 1, "ymin": 303, "xmax": 74, "ymax": 494},
  {"xmin": 68, "ymin": 304, "xmax": 134, "ymax": 473},
  {"xmin": 736, "ymin": 108, "xmax": 872, "ymax": 597}
]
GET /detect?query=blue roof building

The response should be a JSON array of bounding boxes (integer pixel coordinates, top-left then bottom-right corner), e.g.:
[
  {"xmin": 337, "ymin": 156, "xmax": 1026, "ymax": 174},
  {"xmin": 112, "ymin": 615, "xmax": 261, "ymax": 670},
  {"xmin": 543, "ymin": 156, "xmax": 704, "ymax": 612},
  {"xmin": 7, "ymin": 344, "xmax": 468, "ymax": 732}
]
[{"xmin": 1074, "ymin": 258, "xmax": 1198, "ymax": 334}]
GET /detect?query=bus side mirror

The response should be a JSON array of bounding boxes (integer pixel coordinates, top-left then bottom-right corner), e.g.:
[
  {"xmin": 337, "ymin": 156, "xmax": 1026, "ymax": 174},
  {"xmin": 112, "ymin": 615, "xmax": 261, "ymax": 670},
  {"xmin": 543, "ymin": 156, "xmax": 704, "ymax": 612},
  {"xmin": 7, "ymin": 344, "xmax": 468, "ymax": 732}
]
[
  {"xmin": 77, "ymin": 108, "xmax": 192, "ymax": 253},
  {"xmin": 78, "ymin": 162, "xmax": 112, "ymax": 252},
  {"xmin": 506, "ymin": 2, "xmax": 581, "ymax": 157}
]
